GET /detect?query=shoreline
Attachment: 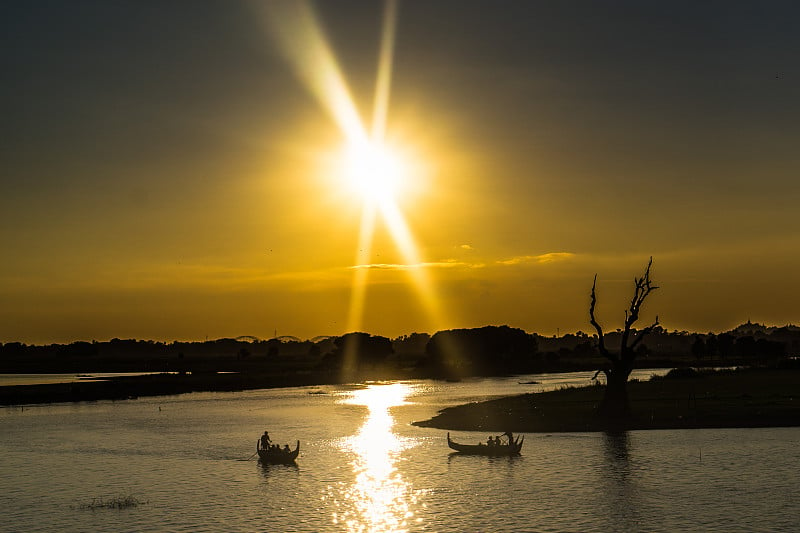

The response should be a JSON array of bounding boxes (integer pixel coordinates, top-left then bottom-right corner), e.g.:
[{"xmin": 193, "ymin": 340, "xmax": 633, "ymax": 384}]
[
  {"xmin": 4, "ymin": 367, "xmax": 800, "ymax": 435},
  {"xmin": 0, "ymin": 364, "xmax": 668, "ymax": 406},
  {"xmin": 412, "ymin": 367, "xmax": 800, "ymax": 432},
  {"xmin": 0, "ymin": 371, "xmax": 341, "ymax": 406}
]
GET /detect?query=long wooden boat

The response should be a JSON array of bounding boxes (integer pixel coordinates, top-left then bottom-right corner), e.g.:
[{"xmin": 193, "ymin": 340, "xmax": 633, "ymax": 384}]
[
  {"xmin": 447, "ymin": 432, "xmax": 523, "ymax": 456},
  {"xmin": 257, "ymin": 440, "xmax": 300, "ymax": 464}
]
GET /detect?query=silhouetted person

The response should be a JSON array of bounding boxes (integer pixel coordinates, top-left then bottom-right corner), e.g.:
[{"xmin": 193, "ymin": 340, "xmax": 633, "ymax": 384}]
[
  {"xmin": 284, "ymin": 444, "xmax": 290, "ymax": 452},
  {"xmin": 504, "ymin": 431, "xmax": 514, "ymax": 447},
  {"xmin": 261, "ymin": 431, "xmax": 271, "ymax": 449},
  {"xmin": 487, "ymin": 436, "xmax": 495, "ymax": 447}
]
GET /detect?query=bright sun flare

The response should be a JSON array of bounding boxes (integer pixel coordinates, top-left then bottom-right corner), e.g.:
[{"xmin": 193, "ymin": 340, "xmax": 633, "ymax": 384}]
[
  {"xmin": 343, "ymin": 139, "xmax": 406, "ymax": 204},
  {"xmin": 265, "ymin": 0, "xmax": 447, "ymax": 336}
]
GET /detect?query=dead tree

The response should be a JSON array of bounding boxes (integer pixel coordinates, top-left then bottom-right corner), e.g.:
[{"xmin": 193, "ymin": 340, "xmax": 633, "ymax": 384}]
[{"xmin": 590, "ymin": 258, "xmax": 659, "ymax": 420}]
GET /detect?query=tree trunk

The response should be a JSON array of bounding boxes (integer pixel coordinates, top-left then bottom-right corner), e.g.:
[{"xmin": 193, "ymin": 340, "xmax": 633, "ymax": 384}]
[{"xmin": 598, "ymin": 365, "xmax": 633, "ymax": 422}]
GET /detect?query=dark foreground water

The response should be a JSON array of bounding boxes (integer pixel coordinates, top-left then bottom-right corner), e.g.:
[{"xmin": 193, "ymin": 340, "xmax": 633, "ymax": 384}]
[{"xmin": 1, "ymin": 372, "xmax": 797, "ymax": 532}]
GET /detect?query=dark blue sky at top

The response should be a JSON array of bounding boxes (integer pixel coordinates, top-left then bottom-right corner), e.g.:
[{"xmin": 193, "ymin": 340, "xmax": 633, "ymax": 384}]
[
  {"xmin": 4, "ymin": 2, "xmax": 799, "ymax": 116},
  {"xmin": 2, "ymin": 0, "xmax": 800, "ymax": 196}
]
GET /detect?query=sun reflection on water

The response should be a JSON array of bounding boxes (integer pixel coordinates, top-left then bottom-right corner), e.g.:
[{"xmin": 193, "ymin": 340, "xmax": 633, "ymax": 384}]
[{"xmin": 331, "ymin": 382, "xmax": 420, "ymax": 532}]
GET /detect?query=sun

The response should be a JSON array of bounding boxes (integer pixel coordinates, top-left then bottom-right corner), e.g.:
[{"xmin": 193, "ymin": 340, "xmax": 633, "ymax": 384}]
[
  {"xmin": 343, "ymin": 138, "xmax": 407, "ymax": 205},
  {"xmin": 264, "ymin": 0, "xmax": 448, "ymax": 336}
]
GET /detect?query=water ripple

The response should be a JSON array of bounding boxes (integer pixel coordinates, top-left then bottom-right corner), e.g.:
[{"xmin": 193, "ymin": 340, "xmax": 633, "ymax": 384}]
[{"xmin": 2, "ymin": 375, "xmax": 799, "ymax": 532}]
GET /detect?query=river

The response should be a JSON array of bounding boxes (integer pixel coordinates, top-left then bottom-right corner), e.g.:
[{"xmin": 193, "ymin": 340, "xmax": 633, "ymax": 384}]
[{"xmin": 1, "ymin": 371, "xmax": 797, "ymax": 532}]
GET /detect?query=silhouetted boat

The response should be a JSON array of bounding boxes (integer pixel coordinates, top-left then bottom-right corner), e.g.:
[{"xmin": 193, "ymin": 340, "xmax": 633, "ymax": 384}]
[
  {"xmin": 257, "ymin": 440, "xmax": 300, "ymax": 464},
  {"xmin": 447, "ymin": 432, "xmax": 523, "ymax": 456}
]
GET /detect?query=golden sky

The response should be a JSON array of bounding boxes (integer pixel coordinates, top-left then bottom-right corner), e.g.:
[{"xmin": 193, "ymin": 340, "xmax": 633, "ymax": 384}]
[{"xmin": 2, "ymin": 1, "xmax": 800, "ymax": 344}]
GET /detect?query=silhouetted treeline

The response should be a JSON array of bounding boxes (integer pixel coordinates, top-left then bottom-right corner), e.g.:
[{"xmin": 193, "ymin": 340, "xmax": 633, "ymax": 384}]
[
  {"xmin": 318, "ymin": 332, "xmax": 394, "ymax": 373},
  {"xmin": 535, "ymin": 321, "xmax": 797, "ymax": 365},
  {"xmin": 0, "ymin": 337, "xmax": 331, "ymax": 374},
  {"xmin": 424, "ymin": 326, "xmax": 538, "ymax": 378},
  {"xmin": 2, "ymin": 321, "xmax": 798, "ymax": 376}
]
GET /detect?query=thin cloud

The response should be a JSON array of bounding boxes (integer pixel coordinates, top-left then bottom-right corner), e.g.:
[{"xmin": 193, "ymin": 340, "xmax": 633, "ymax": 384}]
[
  {"xmin": 536, "ymin": 252, "xmax": 576, "ymax": 263},
  {"xmin": 497, "ymin": 252, "xmax": 576, "ymax": 265},
  {"xmin": 350, "ymin": 260, "xmax": 485, "ymax": 270}
]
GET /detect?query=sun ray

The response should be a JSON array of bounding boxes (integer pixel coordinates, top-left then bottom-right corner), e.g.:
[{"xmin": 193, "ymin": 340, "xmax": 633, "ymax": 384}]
[
  {"xmin": 377, "ymin": 197, "xmax": 446, "ymax": 327},
  {"xmin": 371, "ymin": 0, "xmax": 398, "ymax": 142},
  {"xmin": 262, "ymin": 1, "xmax": 367, "ymax": 144},
  {"xmin": 346, "ymin": 203, "xmax": 378, "ymax": 333}
]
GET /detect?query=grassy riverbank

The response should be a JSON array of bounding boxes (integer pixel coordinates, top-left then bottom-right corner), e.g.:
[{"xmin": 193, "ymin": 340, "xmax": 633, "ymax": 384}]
[{"xmin": 413, "ymin": 367, "xmax": 800, "ymax": 432}]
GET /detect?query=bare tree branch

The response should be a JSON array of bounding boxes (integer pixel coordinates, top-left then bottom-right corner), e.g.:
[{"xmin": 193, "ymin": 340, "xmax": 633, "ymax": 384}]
[
  {"xmin": 589, "ymin": 274, "xmax": 612, "ymax": 360},
  {"xmin": 620, "ymin": 257, "xmax": 658, "ymax": 356},
  {"xmin": 629, "ymin": 316, "xmax": 660, "ymax": 351}
]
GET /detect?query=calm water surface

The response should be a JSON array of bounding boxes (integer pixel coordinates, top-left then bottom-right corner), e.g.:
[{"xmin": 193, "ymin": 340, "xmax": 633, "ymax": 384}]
[{"xmin": 1, "ymin": 371, "xmax": 797, "ymax": 532}]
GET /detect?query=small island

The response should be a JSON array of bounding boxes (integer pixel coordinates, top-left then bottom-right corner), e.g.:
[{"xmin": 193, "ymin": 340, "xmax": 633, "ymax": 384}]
[{"xmin": 413, "ymin": 366, "xmax": 800, "ymax": 432}]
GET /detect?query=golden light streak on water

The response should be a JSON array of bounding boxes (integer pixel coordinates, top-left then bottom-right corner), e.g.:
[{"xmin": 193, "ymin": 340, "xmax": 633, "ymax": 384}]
[{"xmin": 333, "ymin": 383, "xmax": 419, "ymax": 533}]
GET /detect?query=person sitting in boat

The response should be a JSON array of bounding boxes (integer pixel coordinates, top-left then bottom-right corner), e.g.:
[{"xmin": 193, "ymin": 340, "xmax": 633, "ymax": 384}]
[
  {"xmin": 504, "ymin": 431, "xmax": 514, "ymax": 446},
  {"xmin": 261, "ymin": 431, "xmax": 271, "ymax": 449},
  {"xmin": 283, "ymin": 444, "xmax": 291, "ymax": 453},
  {"xmin": 487, "ymin": 436, "xmax": 495, "ymax": 447}
]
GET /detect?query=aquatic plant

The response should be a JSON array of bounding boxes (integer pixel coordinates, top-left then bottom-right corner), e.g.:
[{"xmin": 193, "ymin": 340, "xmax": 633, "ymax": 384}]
[{"xmin": 78, "ymin": 495, "xmax": 148, "ymax": 510}]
